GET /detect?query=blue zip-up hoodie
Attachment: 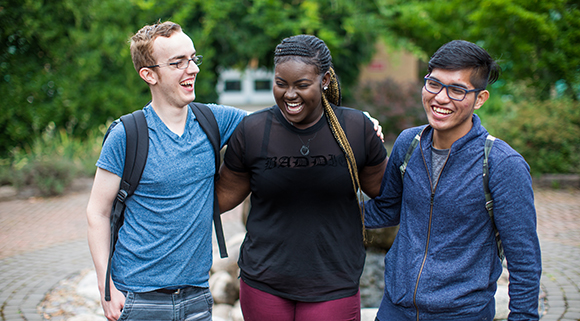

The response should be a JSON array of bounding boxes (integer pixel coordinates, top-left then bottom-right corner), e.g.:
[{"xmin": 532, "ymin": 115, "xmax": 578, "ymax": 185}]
[{"xmin": 365, "ymin": 115, "xmax": 541, "ymax": 320}]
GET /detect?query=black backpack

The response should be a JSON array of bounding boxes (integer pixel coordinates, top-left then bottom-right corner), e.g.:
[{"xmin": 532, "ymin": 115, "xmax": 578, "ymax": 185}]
[
  {"xmin": 102, "ymin": 102, "xmax": 228, "ymax": 301},
  {"xmin": 399, "ymin": 129, "xmax": 505, "ymax": 263}
]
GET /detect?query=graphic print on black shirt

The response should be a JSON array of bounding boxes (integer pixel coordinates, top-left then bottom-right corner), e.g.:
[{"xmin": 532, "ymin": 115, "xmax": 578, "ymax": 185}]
[{"xmin": 265, "ymin": 153, "xmax": 347, "ymax": 169}]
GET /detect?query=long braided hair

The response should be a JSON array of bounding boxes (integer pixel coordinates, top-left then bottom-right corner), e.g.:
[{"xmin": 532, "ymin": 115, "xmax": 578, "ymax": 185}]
[{"xmin": 274, "ymin": 35, "xmax": 366, "ymax": 238}]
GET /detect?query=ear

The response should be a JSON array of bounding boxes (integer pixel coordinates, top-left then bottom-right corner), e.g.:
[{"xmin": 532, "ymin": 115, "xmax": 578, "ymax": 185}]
[
  {"xmin": 321, "ymin": 71, "xmax": 331, "ymax": 89},
  {"xmin": 473, "ymin": 90, "xmax": 489, "ymax": 110},
  {"xmin": 139, "ymin": 67, "xmax": 158, "ymax": 85}
]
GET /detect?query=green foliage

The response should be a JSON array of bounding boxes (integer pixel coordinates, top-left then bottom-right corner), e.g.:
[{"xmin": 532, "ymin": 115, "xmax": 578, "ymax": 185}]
[
  {"xmin": 20, "ymin": 158, "xmax": 77, "ymax": 196},
  {"xmin": 1, "ymin": 0, "xmax": 148, "ymax": 154},
  {"xmin": 1, "ymin": 0, "xmax": 384, "ymax": 154},
  {"xmin": 167, "ymin": 0, "xmax": 383, "ymax": 98},
  {"xmin": 376, "ymin": 0, "xmax": 580, "ymax": 101},
  {"xmin": 482, "ymin": 98, "xmax": 580, "ymax": 175},
  {"xmin": 2, "ymin": 0, "xmax": 579, "ymax": 176},
  {"xmin": 1, "ymin": 123, "xmax": 103, "ymax": 196}
]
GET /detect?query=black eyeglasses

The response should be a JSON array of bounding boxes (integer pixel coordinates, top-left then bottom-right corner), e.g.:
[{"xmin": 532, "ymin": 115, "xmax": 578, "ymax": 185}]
[
  {"xmin": 423, "ymin": 77, "xmax": 484, "ymax": 101},
  {"xmin": 142, "ymin": 55, "xmax": 203, "ymax": 70}
]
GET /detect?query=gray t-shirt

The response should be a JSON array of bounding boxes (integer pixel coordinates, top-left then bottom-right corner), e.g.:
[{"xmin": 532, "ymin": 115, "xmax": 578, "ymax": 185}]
[{"xmin": 431, "ymin": 145, "xmax": 449, "ymax": 190}]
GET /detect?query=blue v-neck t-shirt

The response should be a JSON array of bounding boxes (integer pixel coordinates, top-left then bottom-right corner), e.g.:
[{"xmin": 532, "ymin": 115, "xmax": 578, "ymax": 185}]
[{"xmin": 97, "ymin": 103, "xmax": 246, "ymax": 292}]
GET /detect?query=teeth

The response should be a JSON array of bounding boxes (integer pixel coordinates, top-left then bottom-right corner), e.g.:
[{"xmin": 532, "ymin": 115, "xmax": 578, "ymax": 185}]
[
  {"xmin": 180, "ymin": 80, "xmax": 194, "ymax": 86},
  {"xmin": 286, "ymin": 102, "xmax": 303, "ymax": 114},
  {"xmin": 433, "ymin": 106, "xmax": 452, "ymax": 114}
]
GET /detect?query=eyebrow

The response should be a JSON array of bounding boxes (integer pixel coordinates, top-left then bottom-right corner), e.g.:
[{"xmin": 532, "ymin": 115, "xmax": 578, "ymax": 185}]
[
  {"xmin": 168, "ymin": 52, "xmax": 197, "ymax": 61},
  {"xmin": 276, "ymin": 77, "xmax": 313, "ymax": 82},
  {"xmin": 430, "ymin": 76, "xmax": 469, "ymax": 89}
]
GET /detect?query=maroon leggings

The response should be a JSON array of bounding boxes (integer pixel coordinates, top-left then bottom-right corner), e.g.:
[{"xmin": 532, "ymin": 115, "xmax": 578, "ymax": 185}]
[{"xmin": 239, "ymin": 279, "xmax": 361, "ymax": 321}]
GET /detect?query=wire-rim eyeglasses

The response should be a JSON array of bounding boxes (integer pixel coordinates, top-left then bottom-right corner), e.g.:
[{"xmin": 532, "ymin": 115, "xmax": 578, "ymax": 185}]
[{"xmin": 142, "ymin": 55, "xmax": 203, "ymax": 70}]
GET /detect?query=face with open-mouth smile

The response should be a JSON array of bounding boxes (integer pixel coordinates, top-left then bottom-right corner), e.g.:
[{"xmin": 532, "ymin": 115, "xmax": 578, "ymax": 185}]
[
  {"xmin": 273, "ymin": 59, "xmax": 330, "ymax": 129},
  {"xmin": 422, "ymin": 68, "xmax": 488, "ymax": 148},
  {"xmin": 145, "ymin": 31, "xmax": 200, "ymax": 109}
]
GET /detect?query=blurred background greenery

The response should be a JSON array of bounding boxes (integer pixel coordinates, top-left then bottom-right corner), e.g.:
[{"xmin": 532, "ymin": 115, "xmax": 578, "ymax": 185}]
[{"xmin": 1, "ymin": 0, "xmax": 579, "ymax": 196}]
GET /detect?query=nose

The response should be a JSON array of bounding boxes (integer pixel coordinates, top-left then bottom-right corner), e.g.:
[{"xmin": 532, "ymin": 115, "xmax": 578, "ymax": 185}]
[
  {"xmin": 435, "ymin": 87, "xmax": 451, "ymax": 102},
  {"xmin": 187, "ymin": 59, "xmax": 200, "ymax": 73},
  {"xmin": 284, "ymin": 87, "xmax": 297, "ymax": 99}
]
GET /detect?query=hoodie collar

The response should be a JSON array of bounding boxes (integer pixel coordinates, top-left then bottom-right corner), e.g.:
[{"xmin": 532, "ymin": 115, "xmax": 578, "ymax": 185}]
[{"xmin": 420, "ymin": 114, "xmax": 488, "ymax": 154}]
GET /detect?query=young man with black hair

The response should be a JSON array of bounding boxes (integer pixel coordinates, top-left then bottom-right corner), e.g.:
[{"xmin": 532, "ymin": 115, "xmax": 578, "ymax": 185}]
[{"xmin": 365, "ymin": 40, "xmax": 542, "ymax": 320}]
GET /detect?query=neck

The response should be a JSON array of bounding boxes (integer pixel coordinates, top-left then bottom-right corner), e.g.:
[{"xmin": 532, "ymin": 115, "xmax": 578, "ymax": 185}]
[
  {"xmin": 150, "ymin": 99, "xmax": 189, "ymax": 136},
  {"xmin": 432, "ymin": 121, "xmax": 473, "ymax": 150}
]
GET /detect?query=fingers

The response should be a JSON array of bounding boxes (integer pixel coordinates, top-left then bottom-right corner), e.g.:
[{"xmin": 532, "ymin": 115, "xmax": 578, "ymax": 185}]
[
  {"xmin": 363, "ymin": 111, "xmax": 384, "ymax": 142},
  {"xmin": 102, "ymin": 286, "xmax": 125, "ymax": 321}
]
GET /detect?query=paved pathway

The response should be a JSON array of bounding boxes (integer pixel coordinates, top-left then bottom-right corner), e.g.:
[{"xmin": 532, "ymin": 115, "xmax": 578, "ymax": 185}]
[
  {"xmin": 535, "ymin": 190, "xmax": 580, "ymax": 321},
  {"xmin": 0, "ymin": 187, "xmax": 93, "ymax": 321},
  {"xmin": 0, "ymin": 186, "xmax": 579, "ymax": 320}
]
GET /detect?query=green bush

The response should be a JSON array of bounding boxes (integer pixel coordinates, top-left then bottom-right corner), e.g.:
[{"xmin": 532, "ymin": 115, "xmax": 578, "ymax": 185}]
[
  {"xmin": 19, "ymin": 158, "xmax": 77, "ymax": 196},
  {"xmin": 482, "ymin": 98, "xmax": 580, "ymax": 175},
  {"xmin": 1, "ymin": 123, "xmax": 104, "ymax": 196}
]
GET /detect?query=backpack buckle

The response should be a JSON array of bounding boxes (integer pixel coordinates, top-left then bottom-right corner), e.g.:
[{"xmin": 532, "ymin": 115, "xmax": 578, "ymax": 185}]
[
  {"xmin": 485, "ymin": 199, "xmax": 493, "ymax": 211},
  {"xmin": 117, "ymin": 189, "xmax": 128, "ymax": 203}
]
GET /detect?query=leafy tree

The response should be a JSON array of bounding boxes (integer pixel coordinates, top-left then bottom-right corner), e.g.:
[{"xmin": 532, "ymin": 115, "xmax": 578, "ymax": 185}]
[
  {"xmin": 1, "ymin": 0, "xmax": 147, "ymax": 154},
  {"xmin": 144, "ymin": 0, "xmax": 384, "ymax": 99},
  {"xmin": 375, "ymin": 0, "xmax": 580, "ymax": 100},
  {"xmin": 1, "ymin": 0, "xmax": 385, "ymax": 154}
]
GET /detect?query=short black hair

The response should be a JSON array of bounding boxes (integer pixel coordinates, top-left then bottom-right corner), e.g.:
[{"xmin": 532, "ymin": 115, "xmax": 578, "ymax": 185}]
[{"xmin": 428, "ymin": 40, "xmax": 500, "ymax": 89}]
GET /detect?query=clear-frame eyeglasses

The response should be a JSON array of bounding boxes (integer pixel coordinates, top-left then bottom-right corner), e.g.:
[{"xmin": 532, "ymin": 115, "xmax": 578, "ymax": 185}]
[
  {"xmin": 423, "ymin": 77, "xmax": 484, "ymax": 101},
  {"xmin": 142, "ymin": 55, "xmax": 203, "ymax": 70}
]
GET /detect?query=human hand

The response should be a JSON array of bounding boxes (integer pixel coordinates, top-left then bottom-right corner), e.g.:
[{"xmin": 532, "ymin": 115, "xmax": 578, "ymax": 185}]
[
  {"xmin": 364, "ymin": 111, "xmax": 384, "ymax": 142},
  {"xmin": 101, "ymin": 284, "xmax": 125, "ymax": 321}
]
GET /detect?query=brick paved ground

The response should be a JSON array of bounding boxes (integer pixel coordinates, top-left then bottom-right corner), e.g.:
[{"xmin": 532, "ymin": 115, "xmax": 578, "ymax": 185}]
[
  {"xmin": 0, "ymin": 192, "xmax": 89, "ymax": 260},
  {"xmin": 536, "ymin": 189, "xmax": 580, "ymax": 321},
  {"xmin": 0, "ymin": 185, "xmax": 93, "ymax": 321},
  {"xmin": 0, "ymin": 186, "xmax": 579, "ymax": 320}
]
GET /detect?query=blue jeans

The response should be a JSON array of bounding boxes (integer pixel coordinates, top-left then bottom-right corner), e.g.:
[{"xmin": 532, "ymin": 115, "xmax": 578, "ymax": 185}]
[{"xmin": 119, "ymin": 287, "xmax": 213, "ymax": 321}]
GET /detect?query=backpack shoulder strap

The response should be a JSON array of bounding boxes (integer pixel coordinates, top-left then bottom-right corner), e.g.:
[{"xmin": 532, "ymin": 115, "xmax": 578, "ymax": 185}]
[
  {"xmin": 189, "ymin": 103, "xmax": 221, "ymax": 176},
  {"xmin": 104, "ymin": 109, "xmax": 148, "ymax": 301},
  {"xmin": 189, "ymin": 102, "xmax": 228, "ymax": 259},
  {"xmin": 483, "ymin": 134, "xmax": 505, "ymax": 262},
  {"xmin": 399, "ymin": 131, "xmax": 422, "ymax": 180},
  {"xmin": 119, "ymin": 110, "xmax": 149, "ymax": 196}
]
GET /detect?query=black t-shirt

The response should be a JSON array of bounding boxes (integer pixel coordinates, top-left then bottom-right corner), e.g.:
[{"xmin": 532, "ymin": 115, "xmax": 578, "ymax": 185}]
[{"xmin": 224, "ymin": 105, "xmax": 387, "ymax": 302}]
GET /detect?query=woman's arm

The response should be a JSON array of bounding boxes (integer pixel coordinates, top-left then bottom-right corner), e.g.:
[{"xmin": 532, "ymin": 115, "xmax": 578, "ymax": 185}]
[
  {"xmin": 216, "ymin": 164, "xmax": 252, "ymax": 213},
  {"xmin": 359, "ymin": 157, "xmax": 387, "ymax": 198}
]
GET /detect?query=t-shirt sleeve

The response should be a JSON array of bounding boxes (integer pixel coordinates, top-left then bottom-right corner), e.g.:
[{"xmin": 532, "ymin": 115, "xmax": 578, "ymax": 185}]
[
  {"xmin": 206, "ymin": 104, "xmax": 248, "ymax": 148},
  {"xmin": 223, "ymin": 118, "xmax": 248, "ymax": 173},
  {"xmin": 96, "ymin": 123, "xmax": 126, "ymax": 177}
]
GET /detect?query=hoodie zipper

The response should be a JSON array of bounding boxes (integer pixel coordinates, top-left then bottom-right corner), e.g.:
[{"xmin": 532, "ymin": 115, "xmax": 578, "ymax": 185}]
[{"xmin": 412, "ymin": 139, "xmax": 450, "ymax": 321}]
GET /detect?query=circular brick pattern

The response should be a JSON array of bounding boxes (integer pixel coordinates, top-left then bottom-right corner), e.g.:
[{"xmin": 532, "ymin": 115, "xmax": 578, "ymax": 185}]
[{"xmin": 0, "ymin": 188, "xmax": 579, "ymax": 320}]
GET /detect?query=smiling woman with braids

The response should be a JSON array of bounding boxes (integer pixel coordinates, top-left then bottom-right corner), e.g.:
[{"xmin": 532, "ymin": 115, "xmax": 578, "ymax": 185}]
[{"xmin": 216, "ymin": 35, "xmax": 387, "ymax": 321}]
